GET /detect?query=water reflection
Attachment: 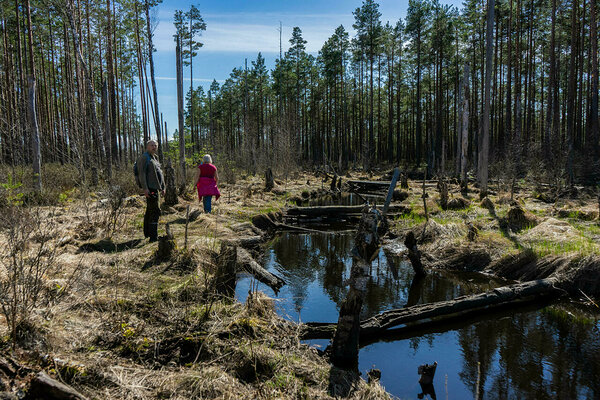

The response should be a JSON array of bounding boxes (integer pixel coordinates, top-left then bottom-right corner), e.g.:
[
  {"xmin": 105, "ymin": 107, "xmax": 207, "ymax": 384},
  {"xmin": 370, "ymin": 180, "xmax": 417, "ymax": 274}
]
[
  {"xmin": 235, "ymin": 232, "xmax": 600, "ymax": 400},
  {"xmin": 307, "ymin": 192, "xmax": 363, "ymax": 207},
  {"xmin": 237, "ymin": 232, "xmax": 498, "ymax": 321}
]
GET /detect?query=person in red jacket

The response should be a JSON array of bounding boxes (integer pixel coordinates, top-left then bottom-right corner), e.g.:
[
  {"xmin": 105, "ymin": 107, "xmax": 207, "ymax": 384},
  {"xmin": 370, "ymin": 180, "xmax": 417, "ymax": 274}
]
[{"xmin": 195, "ymin": 154, "xmax": 220, "ymax": 213}]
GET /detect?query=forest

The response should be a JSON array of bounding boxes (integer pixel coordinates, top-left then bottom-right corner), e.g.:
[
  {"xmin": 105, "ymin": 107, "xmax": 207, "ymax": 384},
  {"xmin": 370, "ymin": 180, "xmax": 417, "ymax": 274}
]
[
  {"xmin": 1, "ymin": 0, "xmax": 600, "ymax": 399},
  {"xmin": 1, "ymin": 0, "xmax": 598, "ymax": 188}
]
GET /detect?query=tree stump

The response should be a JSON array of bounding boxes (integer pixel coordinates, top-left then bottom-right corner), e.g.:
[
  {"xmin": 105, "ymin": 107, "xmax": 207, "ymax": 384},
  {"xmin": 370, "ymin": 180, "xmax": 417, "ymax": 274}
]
[
  {"xmin": 422, "ymin": 173, "xmax": 429, "ymax": 221},
  {"xmin": 367, "ymin": 368, "xmax": 381, "ymax": 383},
  {"xmin": 265, "ymin": 168, "xmax": 274, "ymax": 192},
  {"xmin": 438, "ymin": 177, "xmax": 449, "ymax": 210},
  {"xmin": 466, "ymin": 222, "xmax": 478, "ymax": 241},
  {"xmin": 480, "ymin": 196, "xmax": 495, "ymax": 214},
  {"xmin": 404, "ymin": 231, "xmax": 426, "ymax": 277},
  {"xmin": 331, "ymin": 206, "xmax": 384, "ymax": 369},
  {"xmin": 214, "ymin": 242, "xmax": 237, "ymax": 297},
  {"xmin": 90, "ymin": 167, "xmax": 98, "ymax": 187},
  {"xmin": 156, "ymin": 223, "xmax": 176, "ymax": 261},
  {"xmin": 164, "ymin": 159, "xmax": 178, "ymax": 206},
  {"xmin": 418, "ymin": 361, "xmax": 437, "ymax": 384},
  {"xmin": 330, "ymin": 175, "xmax": 338, "ymax": 192},
  {"xmin": 400, "ymin": 173, "xmax": 409, "ymax": 189}
]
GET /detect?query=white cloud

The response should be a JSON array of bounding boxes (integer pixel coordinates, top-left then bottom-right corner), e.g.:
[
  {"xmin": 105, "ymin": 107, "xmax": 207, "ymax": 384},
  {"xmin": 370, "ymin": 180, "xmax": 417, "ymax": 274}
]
[
  {"xmin": 152, "ymin": 11, "xmax": 355, "ymax": 54},
  {"xmin": 154, "ymin": 76, "xmax": 225, "ymax": 83}
]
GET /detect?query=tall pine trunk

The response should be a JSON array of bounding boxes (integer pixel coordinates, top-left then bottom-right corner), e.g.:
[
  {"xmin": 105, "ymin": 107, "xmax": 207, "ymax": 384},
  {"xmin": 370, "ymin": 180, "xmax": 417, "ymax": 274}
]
[
  {"xmin": 25, "ymin": 0, "xmax": 42, "ymax": 191},
  {"xmin": 176, "ymin": 35, "xmax": 187, "ymax": 188},
  {"xmin": 591, "ymin": 0, "xmax": 599, "ymax": 157},
  {"xmin": 66, "ymin": 0, "xmax": 109, "ymax": 179},
  {"xmin": 478, "ymin": 0, "xmax": 494, "ymax": 196},
  {"xmin": 566, "ymin": 0, "xmax": 579, "ymax": 184},
  {"xmin": 145, "ymin": 0, "xmax": 162, "ymax": 161}
]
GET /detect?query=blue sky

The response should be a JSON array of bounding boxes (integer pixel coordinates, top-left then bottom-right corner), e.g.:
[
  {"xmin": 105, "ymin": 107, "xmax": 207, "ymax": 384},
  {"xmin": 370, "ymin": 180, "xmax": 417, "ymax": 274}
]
[{"xmin": 147, "ymin": 0, "xmax": 463, "ymax": 140}]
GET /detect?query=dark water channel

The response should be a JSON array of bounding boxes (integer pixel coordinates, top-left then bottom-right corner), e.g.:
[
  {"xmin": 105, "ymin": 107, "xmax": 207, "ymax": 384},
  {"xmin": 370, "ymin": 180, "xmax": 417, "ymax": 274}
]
[{"xmin": 236, "ymin": 231, "xmax": 600, "ymax": 400}]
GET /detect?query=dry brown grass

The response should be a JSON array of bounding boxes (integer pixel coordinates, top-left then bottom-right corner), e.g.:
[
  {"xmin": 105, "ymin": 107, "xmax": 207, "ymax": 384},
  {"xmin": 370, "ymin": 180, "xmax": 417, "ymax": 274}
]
[{"xmin": 0, "ymin": 171, "xmax": 392, "ymax": 400}]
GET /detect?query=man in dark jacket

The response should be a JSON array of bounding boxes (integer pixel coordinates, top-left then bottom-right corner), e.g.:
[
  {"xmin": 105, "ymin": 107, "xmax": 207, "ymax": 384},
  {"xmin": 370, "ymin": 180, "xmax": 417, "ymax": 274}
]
[{"xmin": 137, "ymin": 140, "xmax": 165, "ymax": 242}]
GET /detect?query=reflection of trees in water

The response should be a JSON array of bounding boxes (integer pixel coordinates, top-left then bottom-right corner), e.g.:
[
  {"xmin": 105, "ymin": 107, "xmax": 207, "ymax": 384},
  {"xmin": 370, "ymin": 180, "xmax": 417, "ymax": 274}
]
[
  {"xmin": 269, "ymin": 233, "xmax": 502, "ymax": 320},
  {"xmin": 458, "ymin": 319, "xmax": 501, "ymax": 399},
  {"xmin": 270, "ymin": 233, "xmax": 353, "ymax": 314},
  {"xmin": 458, "ymin": 307, "xmax": 600, "ymax": 399}
]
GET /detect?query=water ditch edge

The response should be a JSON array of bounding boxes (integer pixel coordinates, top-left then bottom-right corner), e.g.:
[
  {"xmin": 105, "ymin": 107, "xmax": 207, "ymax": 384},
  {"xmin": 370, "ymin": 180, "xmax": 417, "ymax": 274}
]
[{"xmin": 236, "ymin": 231, "xmax": 600, "ymax": 400}]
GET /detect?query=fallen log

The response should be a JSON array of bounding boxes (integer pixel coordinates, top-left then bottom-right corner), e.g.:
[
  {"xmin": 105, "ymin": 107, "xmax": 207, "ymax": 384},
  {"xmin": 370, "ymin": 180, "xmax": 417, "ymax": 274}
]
[
  {"xmin": 237, "ymin": 247, "xmax": 285, "ymax": 292},
  {"xmin": 348, "ymin": 180, "xmax": 392, "ymax": 189},
  {"xmin": 28, "ymin": 371, "xmax": 88, "ymax": 400},
  {"xmin": 228, "ymin": 236, "xmax": 263, "ymax": 249},
  {"xmin": 300, "ymin": 277, "xmax": 565, "ymax": 340},
  {"xmin": 287, "ymin": 205, "xmax": 406, "ymax": 218}
]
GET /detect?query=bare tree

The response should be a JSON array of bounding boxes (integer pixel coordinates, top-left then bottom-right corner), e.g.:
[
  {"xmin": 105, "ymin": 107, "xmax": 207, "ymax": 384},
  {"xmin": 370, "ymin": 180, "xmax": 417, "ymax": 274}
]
[
  {"xmin": 460, "ymin": 64, "xmax": 470, "ymax": 190},
  {"xmin": 478, "ymin": 0, "xmax": 494, "ymax": 196},
  {"xmin": 145, "ymin": 0, "xmax": 163, "ymax": 161},
  {"xmin": 25, "ymin": 0, "xmax": 41, "ymax": 191}
]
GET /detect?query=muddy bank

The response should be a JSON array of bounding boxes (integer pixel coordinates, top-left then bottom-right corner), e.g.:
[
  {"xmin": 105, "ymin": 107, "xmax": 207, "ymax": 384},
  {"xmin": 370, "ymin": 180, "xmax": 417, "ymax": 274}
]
[{"xmin": 401, "ymin": 217, "xmax": 600, "ymax": 298}]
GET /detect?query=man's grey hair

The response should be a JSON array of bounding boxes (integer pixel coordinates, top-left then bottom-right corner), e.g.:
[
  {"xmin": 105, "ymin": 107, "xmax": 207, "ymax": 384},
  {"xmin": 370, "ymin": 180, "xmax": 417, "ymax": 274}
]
[
  {"xmin": 203, "ymin": 154, "xmax": 212, "ymax": 164},
  {"xmin": 146, "ymin": 140, "xmax": 158, "ymax": 147}
]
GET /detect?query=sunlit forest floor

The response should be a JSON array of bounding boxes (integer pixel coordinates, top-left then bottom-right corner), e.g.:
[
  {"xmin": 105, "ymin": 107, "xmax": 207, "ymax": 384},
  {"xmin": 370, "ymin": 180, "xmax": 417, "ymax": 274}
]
[
  {"xmin": 1, "ymin": 166, "xmax": 600, "ymax": 399},
  {"xmin": 0, "ymin": 169, "xmax": 392, "ymax": 400}
]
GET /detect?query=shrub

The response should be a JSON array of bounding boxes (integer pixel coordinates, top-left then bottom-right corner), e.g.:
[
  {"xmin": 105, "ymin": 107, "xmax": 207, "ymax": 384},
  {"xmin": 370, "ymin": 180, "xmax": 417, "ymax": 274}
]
[{"xmin": 0, "ymin": 207, "xmax": 58, "ymax": 345}]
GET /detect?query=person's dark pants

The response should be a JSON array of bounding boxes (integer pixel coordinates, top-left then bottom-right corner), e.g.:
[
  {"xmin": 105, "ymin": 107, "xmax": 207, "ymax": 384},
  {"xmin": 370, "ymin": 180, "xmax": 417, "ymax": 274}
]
[
  {"xmin": 144, "ymin": 191, "xmax": 161, "ymax": 241},
  {"xmin": 202, "ymin": 195, "xmax": 212, "ymax": 213}
]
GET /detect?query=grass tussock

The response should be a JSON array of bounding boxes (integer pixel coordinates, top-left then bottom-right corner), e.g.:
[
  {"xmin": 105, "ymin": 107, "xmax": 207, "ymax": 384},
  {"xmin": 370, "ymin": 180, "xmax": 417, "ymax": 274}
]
[{"xmin": 0, "ymin": 168, "xmax": 392, "ymax": 399}]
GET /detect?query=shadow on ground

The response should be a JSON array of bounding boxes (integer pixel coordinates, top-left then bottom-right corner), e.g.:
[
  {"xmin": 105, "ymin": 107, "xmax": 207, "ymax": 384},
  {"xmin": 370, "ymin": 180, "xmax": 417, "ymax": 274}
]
[{"xmin": 77, "ymin": 238, "xmax": 143, "ymax": 253}]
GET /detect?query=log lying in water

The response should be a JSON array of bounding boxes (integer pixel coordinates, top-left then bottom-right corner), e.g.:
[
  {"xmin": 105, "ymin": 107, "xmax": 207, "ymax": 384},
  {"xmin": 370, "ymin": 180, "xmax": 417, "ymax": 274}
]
[
  {"xmin": 347, "ymin": 180, "xmax": 410, "ymax": 201},
  {"xmin": 287, "ymin": 205, "xmax": 406, "ymax": 218},
  {"xmin": 348, "ymin": 180, "xmax": 392, "ymax": 190},
  {"xmin": 300, "ymin": 277, "xmax": 565, "ymax": 340},
  {"xmin": 236, "ymin": 247, "xmax": 285, "ymax": 292}
]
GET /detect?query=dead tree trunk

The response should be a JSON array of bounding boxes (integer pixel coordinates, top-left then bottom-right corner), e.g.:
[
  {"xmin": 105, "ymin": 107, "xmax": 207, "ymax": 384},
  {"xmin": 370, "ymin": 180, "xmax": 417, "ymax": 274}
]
[
  {"xmin": 265, "ymin": 168, "xmax": 274, "ymax": 191},
  {"xmin": 477, "ymin": 0, "xmax": 494, "ymax": 197},
  {"xmin": 145, "ymin": 0, "xmax": 163, "ymax": 161},
  {"xmin": 422, "ymin": 171, "xmax": 429, "ymax": 221},
  {"xmin": 237, "ymin": 247, "xmax": 285, "ymax": 292},
  {"xmin": 65, "ymin": 2, "xmax": 108, "ymax": 179},
  {"xmin": 301, "ymin": 277, "xmax": 564, "ymax": 340},
  {"xmin": 330, "ymin": 174, "xmax": 337, "ymax": 192},
  {"xmin": 383, "ymin": 167, "xmax": 400, "ymax": 216},
  {"xmin": 404, "ymin": 231, "xmax": 426, "ymax": 277},
  {"xmin": 29, "ymin": 371, "xmax": 88, "ymax": 400},
  {"xmin": 460, "ymin": 65, "xmax": 470, "ymax": 192},
  {"xmin": 438, "ymin": 176, "xmax": 448, "ymax": 210},
  {"xmin": 164, "ymin": 159, "xmax": 178, "ymax": 206},
  {"xmin": 331, "ymin": 206, "xmax": 384, "ymax": 368},
  {"xmin": 287, "ymin": 205, "xmax": 405, "ymax": 218},
  {"xmin": 400, "ymin": 173, "xmax": 409, "ymax": 189},
  {"xmin": 156, "ymin": 223, "xmax": 175, "ymax": 261},
  {"xmin": 176, "ymin": 35, "xmax": 186, "ymax": 190},
  {"xmin": 25, "ymin": 0, "xmax": 41, "ymax": 191}
]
